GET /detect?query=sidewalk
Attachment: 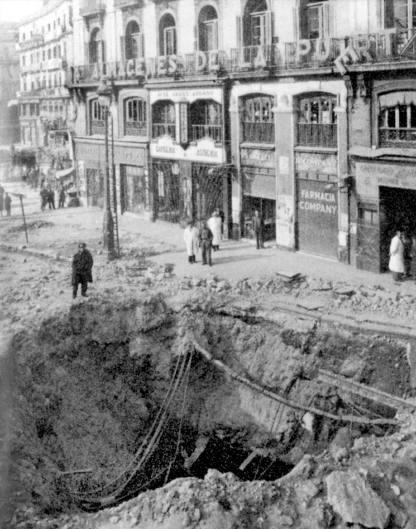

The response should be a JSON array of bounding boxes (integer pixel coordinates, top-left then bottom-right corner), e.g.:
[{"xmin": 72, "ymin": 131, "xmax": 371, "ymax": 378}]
[{"xmin": 1, "ymin": 191, "xmax": 415, "ymax": 296}]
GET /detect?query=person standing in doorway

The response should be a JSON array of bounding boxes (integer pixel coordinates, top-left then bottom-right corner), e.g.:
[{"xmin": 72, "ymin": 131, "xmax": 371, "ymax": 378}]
[
  {"xmin": 72, "ymin": 243, "xmax": 94, "ymax": 299},
  {"xmin": 252, "ymin": 210, "xmax": 264, "ymax": 249},
  {"xmin": 207, "ymin": 211, "xmax": 222, "ymax": 251},
  {"xmin": 4, "ymin": 193, "xmax": 11, "ymax": 216},
  {"xmin": 183, "ymin": 220, "xmax": 199, "ymax": 264},
  {"xmin": 199, "ymin": 221, "xmax": 213, "ymax": 266},
  {"xmin": 389, "ymin": 228, "xmax": 405, "ymax": 283}
]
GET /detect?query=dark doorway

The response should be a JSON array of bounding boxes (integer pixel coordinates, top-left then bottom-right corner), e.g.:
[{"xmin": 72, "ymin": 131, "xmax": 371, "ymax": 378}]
[{"xmin": 379, "ymin": 186, "xmax": 416, "ymax": 272}]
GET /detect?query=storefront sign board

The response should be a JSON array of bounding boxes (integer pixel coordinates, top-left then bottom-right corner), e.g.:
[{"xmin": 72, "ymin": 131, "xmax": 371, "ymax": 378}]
[
  {"xmin": 150, "ymin": 137, "xmax": 186, "ymax": 160},
  {"xmin": 150, "ymin": 88, "xmax": 223, "ymax": 105},
  {"xmin": 75, "ymin": 141, "xmax": 103, "ymax": 162},
  {"xmin": 356, "ymin": 162, "xmax": 416, "ymax": 199},
  {"xmin": 241, "ymin": 148, "xmax": 274, "ymax": 168},
  {"xmin": 187, "ymin": 138, "xmax": 226, "ymax": 164},
  {"xmin": 114, "ymin": 145, "xmax": 146, "ymax": 166},
  {"xmin": 295, "ymin": 152, "xmax": 337, "ymax": 175}
]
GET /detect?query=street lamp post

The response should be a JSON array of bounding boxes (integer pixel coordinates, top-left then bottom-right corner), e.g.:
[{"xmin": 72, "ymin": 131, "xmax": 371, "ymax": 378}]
[{"xmin": 97, "ymin": 79, "xmax": 115, "ymax": 260}]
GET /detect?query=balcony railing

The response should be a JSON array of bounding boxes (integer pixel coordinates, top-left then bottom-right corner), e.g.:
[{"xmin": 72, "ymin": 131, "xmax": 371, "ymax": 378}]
[
  {"xmin": 80, "ymin": 0, "xmax": 106, "ymax": 16},
  {"xmin": 152, "ymin": 123, "xmax": 175, "ymax": 138},
  {"xmin": 229, "ymin": 45, "xmax": 282, "ymax": 71},
  {"xmin": 91, "ymin": 120, "xmax": 106, "ymax": 135},
  {"xmin": 114, "ymin": 0, "xmax": 140, "ymax": 7},
  {"xmin": 242, "ymin": 122, "xmax": 274, "ymax": 144},
  {"xmin": 297, "ymin": 124, "xmax": 337, "ymax": 148},
  {"xmin": 192, "ymin": 124, "xmax": 222, "ymax": 143},
  {"xmin": 125, "ymin": 121, "xmax": 147, "ymax": 136},
  {"xmin": 379, "ymin": 127, "xmax": 416, "ymax": 147},
  {"xmin": 285, "ymin": 38, "xmax": 342, "ymax": 69}
]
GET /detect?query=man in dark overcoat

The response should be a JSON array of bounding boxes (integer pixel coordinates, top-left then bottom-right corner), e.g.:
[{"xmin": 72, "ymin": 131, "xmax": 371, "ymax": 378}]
[
  {"xmin": 198, "ymin": 221, "xmax": 214, "ymax": 266},
  {"xmin": 72, "ymin": 243, "xmax": 94, "ymax": 299}
]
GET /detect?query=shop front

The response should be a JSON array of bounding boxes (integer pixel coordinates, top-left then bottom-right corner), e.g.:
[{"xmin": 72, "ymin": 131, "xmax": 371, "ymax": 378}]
[
  {"xmin": 75, "ymin": 140, "xmax": 105, "ymax": 207},
  {"xmin": 115, "ymin": 142, "xmax": 149, "ymax": 217},
  {"xmin": 295, "ymin": 151, "xmax": 339, "ymax": 259},
  {"xmin": 354, "ymin": 159, "xmax": 416, "ymax": 273},
  {"xmin": 149, "ymin": 85, "xmax": 231, "ymax": 231},
  {"xmin": 240, "ymin": 147, "xmax": 276, "ymax": 240}
]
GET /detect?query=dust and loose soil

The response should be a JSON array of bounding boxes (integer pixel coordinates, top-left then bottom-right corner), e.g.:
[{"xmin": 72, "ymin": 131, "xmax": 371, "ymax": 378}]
[{"xmin": 1, "ymin": 199, "xmax": 416, "ymax": 529}]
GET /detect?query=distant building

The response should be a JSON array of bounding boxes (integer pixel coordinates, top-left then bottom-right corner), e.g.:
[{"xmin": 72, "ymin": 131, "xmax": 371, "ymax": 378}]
[
  {"xmin": 0, "ymin": 22, "xmax": 20, "ymax": 146},
  {"xmin": 17, "ymin": 0, "xmax": 74, "ymax": 179}
]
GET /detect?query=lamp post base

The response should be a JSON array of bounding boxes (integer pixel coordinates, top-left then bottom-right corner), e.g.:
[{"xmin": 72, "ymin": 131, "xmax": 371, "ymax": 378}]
[{"xmin": 103, "ymin": 208, "xmax": 116, "ymax": 260}]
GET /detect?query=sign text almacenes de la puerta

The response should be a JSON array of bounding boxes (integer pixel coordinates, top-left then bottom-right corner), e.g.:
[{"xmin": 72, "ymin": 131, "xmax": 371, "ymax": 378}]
[{"xmin": 72, "ymin": 27, "xmax": 404, "ymax": 82}]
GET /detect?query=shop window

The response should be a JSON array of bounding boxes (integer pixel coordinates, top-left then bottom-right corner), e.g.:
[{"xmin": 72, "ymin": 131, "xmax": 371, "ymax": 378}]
[
  {"xmin": 90, "ymin": 99, "xmax": 106, "ymax": 135},
  {"xmin": 242, "ymin": 95, "xmax": 274, "ymax": 143},
  {"xmin": 358, "ymin": 207, "xmax": 379, "ymax": 226},
  {"xmin": 89, "ymin": 27, "xmax": 105, "ymax": 64},
  {"xmin": 48, "ymin": 49, "xmax": 52, "ymax": 60},
  {"xmin": 198, "ymin": 6, "xmax": 218, "ymax": 52},
  {"xmin": 297, "ymin": 94, "xmax": 337, "ymax": 148},
  {"xmin": 190, "ymin": 99, "xmax": 222, "ymax": 142},
  {"xmin": 42, "ymin": 50, "xmax": 46, "ymax": 61},
  {"xmin": 152, "ymin": 100, "xmax": 175, "ymax": 138},
  {"xmin": 159, "ymin": 13, "xmax": 176, "ymax": 56},
  {"xmin": 378, "ymin": 91, "xmax": 416, "ymax": 147},
  {"xmin": 124, "ymin": 97, "xmax": 147, "ymax": 136},
  {"xmin": 123, "ymin": 20, "xmax": 143, "ymax": 60}
]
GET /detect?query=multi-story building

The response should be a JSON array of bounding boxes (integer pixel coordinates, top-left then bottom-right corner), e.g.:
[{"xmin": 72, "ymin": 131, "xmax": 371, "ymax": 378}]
[
  {"xmin": 0, "ymin": 22, "xmax": 20, "ymax": 180},
  {"xmin": 67, "ymin": 0, "xmax": 416, "ymax": 273},
  {"xmin": 17, "ymin": 0, "xmax": 74, "ymax": 176}
]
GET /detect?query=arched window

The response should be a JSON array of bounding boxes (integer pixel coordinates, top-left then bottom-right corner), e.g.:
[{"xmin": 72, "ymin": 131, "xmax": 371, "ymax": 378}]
[
  {"xmin": 124, "ymin": 97, "xmax": 147, "ymax": 136},
  {"xmin": 378, "ymin": 91, "xmax": 416, "ymax": 147},
  {"xmin": 297, "ymin": 93, "xmax": 337, "ymax": 147},
  {"xmin": 159, "ymin": 14, "xmax": 176, "ymax": 56},
  {"xmin": 190, "ymin": 99, "xmax": 222, "ymax": 142},
  {"xmin": 242, "ymin": 0, "xmax": 270, "ymax": 47},
  {"xmin": 90, "ymin": 99, "xmax": 106, "ymax": 135},
  {"xmin": 125, "ymin": 20, "xmax": 143, "ymax": 60},
  {"xmin": 89, "ymin": 27, "xmax": 105, "ymax": 64},
  {"xmin": 242, "ymin": 94, "xmax": 274, "ymax": 143},
  {"xmin": 152, "ymin": 100, "xmax": 175, "ymax": 138},
  {"xmin": 198, "ymin": 6, "xmax": 218, "ymax": 52}
]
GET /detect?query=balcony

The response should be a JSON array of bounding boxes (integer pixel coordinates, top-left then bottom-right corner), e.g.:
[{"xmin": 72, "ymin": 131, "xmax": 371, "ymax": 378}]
[
  {"xmin": 114, "ymin": 0, "xmax": 140, "ymax": 8},
  {"xmin": 91, "ymin": 119, "xmax": 106, "ymax": 135},
  {"xmin": 70, "ymin": 63, "xmax": 108, "ymax": 84},
  {"xmin": 192, "ymin": 124, "xmax": 222, "ymax": 143},
  {"xmin": 297, "ymin": 124, "xmax": 337, "ymax": 148},
  {"xmin": 229, "ymin": 45, "xmax": 281, "ymax": 72},
  {"xmin": 80, "ymin": 0, "xmax": 106, "ymax": 16},
  {"xmin": 242, "ymin": 122, "xmax": 274, "ymax": 144},
  {"xmin": 19, "ymin": 34, "xmax": 44, "ymax": 51},
  {"xmin": 152, "ymin": 123, "xmax": 175, "ymax": 138},
  {"xmin": 379, "ymin": 127, "xmax": 416, "ymax": 148},
  {"xmin": 125, "ymin": 121, "xmax": 147, "ymax": 136},
  {"xmin": 285, "ymin": 38, "xmax": 341, "ymax": 69}
]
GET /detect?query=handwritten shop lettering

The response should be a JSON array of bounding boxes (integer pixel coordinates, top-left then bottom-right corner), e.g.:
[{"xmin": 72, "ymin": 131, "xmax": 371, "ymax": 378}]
[
  {"xmin": 241, "ymin": 149, "xmax": 274, "ymax": 167},
  {"xmin": 299, "ymin": 189, "xmax": 337, "ymax": 214},
  {"xmin": 295, "ymin": 152, "xmax": 337, "ymax": 173},
  {"xmin": 155, "ymin": 145, "xmax": 176, "ymax": 154}
]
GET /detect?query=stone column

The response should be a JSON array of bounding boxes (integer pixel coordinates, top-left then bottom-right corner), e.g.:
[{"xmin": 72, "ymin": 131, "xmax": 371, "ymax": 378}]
[
  {"xmin": 335, "ymin": 104, "xmax": 350, "ymax": 263},
  {"xmin": 229, "ymin": 94, "xmax": 242, "ymax": 239}
]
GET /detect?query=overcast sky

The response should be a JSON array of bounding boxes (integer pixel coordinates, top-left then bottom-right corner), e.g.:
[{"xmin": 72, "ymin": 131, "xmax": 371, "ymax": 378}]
[{"xmin": 0, "ymin": 0, "xmax": 44, "ymax": 23}]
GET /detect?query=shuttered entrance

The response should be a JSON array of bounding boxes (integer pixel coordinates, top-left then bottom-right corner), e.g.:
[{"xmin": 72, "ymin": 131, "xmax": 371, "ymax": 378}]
[
  {"xmin": 297, "ymin": 178, "xmax": 338, "ymax": 259},
  {"xmin": 120, "ymin": 164, "xmax": 149, "ymax": 214}
]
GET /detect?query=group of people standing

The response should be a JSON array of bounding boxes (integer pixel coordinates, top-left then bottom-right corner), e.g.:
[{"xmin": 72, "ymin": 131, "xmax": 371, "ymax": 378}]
[
  {"xmin": 40, "ymin": 186, "xmax": 66, "ymax": 211},
  {"xmin": 389, "ymin": 227, "xmax": 415, "ymax": 282},
  {"xmin": 183, "ymin": 210, "xmax": 223, "ymax": 266},
  {"xmin": 0, "ymin": 186, "xmax": 11, "ymax": 217}
]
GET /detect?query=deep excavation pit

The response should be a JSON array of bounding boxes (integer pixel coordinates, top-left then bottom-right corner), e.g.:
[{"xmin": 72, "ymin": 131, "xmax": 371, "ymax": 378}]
[{"xmin": 8, "ymin": 293, "xmax": 409, "ymax": 519}]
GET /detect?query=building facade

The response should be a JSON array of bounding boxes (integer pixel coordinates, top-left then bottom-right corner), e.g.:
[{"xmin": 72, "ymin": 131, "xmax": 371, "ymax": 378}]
[
  {"xmin": 17, "ymin": 0, "xmax": 74, "ymax": 177},
  {"xmin": 67, "ymin": 0, "xmax": 416, "ymax": 272}
]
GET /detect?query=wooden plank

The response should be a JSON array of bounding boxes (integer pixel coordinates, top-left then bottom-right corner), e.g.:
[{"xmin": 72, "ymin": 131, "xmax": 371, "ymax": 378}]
[{"xmin": 317, "ymin": 369, "xmax": 415, "ymax": 410}]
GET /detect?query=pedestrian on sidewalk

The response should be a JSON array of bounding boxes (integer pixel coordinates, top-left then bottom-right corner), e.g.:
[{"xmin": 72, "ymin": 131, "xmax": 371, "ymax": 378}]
[
  {"xmin": 199, "ymin": 221, "xmax": 213, "ymax": 266},
  {"xmin": 252, "ymin": 210, "xmax": 264, "ymax": 249},
  {"xmin": 40, "ymin": 187, "xmax": 48, "ymax": 211},
  {"xmin": 0, "ymin": 185, "xmax": 4, "ymax": 217},
  {"xmin": 58, "ymin": 187, "xmax": 66, "ymax": 208},
  {"xmin": 207, "ymin": 210, "xmax": 222, "ymax": 251},
  {"xmin": 47, "ymin": 188, "xmax": 56, "ymax": 210},
  {"xmin": 72, "ymin": 243, "xmax": 94, "ymax": 299},
  {"xmin": 4, "ymin": 193, "xmax": 11, "ymax": 216},
  {"xmin": 183, "ymin": 220, "xmax": 199, "ymax": 264},
  {"xmin": 389, "ymin": 228, "xmax": 405, "ymax": 283}
]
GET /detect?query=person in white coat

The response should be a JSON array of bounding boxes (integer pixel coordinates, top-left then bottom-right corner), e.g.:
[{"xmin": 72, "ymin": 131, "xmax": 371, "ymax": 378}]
[
  {"xmin": 389, "ymin": 228, "xmax": 405, "ymax": 282},
  {"xmin": 183, "ymin": 220, "xmax": 199, "ymax": 264},
  {"xmin": 207, "ymin": 211, "xmax": 222, "ymax": 251}
]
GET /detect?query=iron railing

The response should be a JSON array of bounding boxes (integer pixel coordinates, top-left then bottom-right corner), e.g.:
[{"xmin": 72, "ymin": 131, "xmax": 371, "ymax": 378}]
[
  {"xmin": 91, "ymin": 120, "xmax": 106, "ymax": 135},
  {"xmin": 192, "ymin": 124, "xmax": 222, "ymax": 142},
  {"xmin": 229, "ymin": 45, "xmax": 281, "ymax": 71},
  {"xmin": 379, "ymin": 127, "xmax": 416, "ymax": 147},
  {"xmin": 125, "ymin": 121, "xmax": 147, "ymax": 136},
  {"xmin": 242, "ymin": 122, "xmax": 274, "ymax": 144},
  {"xmin": 297, "ymin": 123, "xmax": 337, "ymax": 148},
  {"xmin": 152, "ymin": 123, "xmax": 175, "ymax": 138},
  {"xmin": 285, "ymin": 38, "xmax": 342, "ymax": 69}
]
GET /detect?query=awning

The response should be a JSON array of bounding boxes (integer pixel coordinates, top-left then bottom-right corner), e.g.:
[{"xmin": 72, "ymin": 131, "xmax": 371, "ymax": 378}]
[
  {"xmin": 7, "ymin": 99, "xmax": 18, "ymax": 108},
  {"xmin": 379, "ymin": 91, "xmax": 416, "ymax": 110},
  {"xmin": 56, "ymin": 166, "xmax": 74, "ymax": 180}
]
